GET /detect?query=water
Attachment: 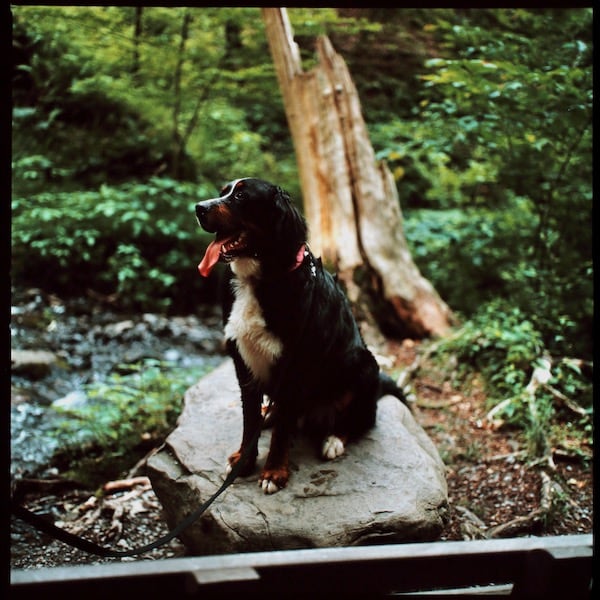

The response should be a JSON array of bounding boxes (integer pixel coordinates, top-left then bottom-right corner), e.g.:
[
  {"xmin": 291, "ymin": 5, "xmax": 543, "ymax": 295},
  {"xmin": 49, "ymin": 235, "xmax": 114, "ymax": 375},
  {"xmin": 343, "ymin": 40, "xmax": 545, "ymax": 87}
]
[{"xmin": 10, "ymin": 288, "xmax": 225, "ymax": 479}]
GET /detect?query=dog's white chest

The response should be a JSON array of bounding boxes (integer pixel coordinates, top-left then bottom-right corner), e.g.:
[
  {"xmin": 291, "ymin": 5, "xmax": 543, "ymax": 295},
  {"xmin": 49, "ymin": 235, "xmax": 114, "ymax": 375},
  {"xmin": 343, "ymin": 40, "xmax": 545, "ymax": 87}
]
[{"xmin": 224, "ymin": 279, "xmax": 282, "ymax": 383}]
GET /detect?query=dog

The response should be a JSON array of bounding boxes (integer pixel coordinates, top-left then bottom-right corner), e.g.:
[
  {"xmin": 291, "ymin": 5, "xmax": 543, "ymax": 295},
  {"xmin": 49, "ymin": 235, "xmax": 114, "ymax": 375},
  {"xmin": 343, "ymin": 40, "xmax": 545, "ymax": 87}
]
[{"xmin": 195, "ymin": 178, "xmax": 406, "ymax": 494}]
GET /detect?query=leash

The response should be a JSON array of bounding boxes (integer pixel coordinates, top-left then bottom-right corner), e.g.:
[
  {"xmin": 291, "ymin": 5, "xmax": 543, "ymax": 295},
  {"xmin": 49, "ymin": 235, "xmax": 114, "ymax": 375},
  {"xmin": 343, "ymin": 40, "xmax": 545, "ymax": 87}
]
[
  {"xmin": 11, "ymin": 408, "xmax": 266, "ymax": 558},
  {"xmin": 12, "ymin": 245, "xmax": 319, "ymax": 559}
]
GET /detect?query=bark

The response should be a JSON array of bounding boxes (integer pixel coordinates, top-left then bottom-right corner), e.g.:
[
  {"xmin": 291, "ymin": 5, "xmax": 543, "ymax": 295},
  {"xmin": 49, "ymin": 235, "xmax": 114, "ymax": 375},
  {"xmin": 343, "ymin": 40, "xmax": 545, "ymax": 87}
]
[
  {"xmin": 131, "ymin": 7, "xmax": 143, "ymax": 80},
  {"xmin": 171, "ymin": 9, "xmax": 192, "ymax": 179},
  {"xmin": 262, "ymin": 8, "xmax": 452, "ymax": 339}
]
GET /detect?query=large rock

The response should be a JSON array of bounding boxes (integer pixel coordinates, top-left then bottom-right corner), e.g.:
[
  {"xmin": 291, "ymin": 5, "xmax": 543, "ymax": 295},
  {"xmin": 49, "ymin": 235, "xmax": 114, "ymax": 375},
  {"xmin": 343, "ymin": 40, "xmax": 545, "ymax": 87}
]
[
  {"xmin": 147, "ymin": 360, "xmax": 448, "ymax": 555},
  {"xmin": 11, "ymin": 349, "xmax": 57, "ymax": 379}
]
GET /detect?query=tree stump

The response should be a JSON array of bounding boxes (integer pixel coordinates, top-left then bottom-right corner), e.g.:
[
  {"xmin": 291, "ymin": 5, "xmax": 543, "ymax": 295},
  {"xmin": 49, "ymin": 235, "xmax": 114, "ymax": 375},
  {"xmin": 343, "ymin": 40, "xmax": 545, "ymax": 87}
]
[{"xmin": 262, "ymin": 8, "xmax": 453, "ymax": 340}]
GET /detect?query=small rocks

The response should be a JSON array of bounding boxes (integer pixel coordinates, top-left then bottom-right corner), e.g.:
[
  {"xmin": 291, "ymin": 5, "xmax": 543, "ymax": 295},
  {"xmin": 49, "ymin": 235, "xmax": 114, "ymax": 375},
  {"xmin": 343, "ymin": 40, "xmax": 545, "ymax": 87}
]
[{"xmin": 10, "ymin": 288, "xmax": 225, "ymax": 478}]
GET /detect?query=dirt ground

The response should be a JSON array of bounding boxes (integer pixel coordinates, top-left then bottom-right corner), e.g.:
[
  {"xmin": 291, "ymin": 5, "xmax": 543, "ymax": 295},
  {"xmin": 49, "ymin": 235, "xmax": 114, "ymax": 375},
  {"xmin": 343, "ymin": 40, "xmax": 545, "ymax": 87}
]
[
  {"xmin": 10, "ymin": 340, "xmax": 593, "ymax": 571},
  {"xmin": 390, "ymin": 339, "xmax": 593, "ymax": 542}
]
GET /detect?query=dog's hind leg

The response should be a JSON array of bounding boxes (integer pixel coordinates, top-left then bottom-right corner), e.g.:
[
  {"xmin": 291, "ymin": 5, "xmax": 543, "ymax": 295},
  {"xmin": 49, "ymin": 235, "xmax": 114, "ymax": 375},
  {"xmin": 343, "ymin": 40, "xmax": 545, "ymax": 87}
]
[
  {"xmin": 320, "ymin": 350, "xmax": 379, "ymax": 460},
  {"xmin": 322, "ymin": 433, "xmax": 347, "ymax": 460}
]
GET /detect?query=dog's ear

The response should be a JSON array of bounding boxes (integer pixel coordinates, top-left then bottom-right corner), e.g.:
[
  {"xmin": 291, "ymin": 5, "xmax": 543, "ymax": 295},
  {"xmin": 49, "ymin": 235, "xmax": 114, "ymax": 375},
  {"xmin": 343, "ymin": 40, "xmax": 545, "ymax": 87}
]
[
  {"xmin": 274, "ymin": 186, "xmax": 292, "ymax": 209},
  {"xmin": 273, "ymin": 185, "xmax": 308, "ymax": 246}
]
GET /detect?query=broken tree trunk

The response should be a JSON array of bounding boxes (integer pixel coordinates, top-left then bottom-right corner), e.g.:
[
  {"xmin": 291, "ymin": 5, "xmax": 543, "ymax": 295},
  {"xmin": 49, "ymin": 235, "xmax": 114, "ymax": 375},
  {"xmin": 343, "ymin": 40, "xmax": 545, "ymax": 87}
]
[{"xmin": 262, "ymin": 8, "xmax": 452, "ymax": 339}]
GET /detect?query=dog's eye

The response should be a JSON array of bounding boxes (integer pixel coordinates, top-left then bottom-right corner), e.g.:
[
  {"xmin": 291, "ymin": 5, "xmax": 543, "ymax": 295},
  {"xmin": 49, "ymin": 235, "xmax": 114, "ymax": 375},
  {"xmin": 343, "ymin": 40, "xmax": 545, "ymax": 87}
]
[{"xmin": 234, "ymin": 192, "xmax": 244, "ymax": 200}]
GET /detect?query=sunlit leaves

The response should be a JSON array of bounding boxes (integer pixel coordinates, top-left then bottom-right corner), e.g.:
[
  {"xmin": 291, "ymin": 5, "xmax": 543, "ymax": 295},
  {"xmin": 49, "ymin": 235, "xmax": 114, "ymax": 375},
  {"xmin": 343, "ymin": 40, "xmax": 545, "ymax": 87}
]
[
  {"xmin": 372, "ymin": 8, "xmax": 592, "ymax": 359},
  {"xmin": 11, "ymin": 179, "xmax": 214, "ymax": 311}
]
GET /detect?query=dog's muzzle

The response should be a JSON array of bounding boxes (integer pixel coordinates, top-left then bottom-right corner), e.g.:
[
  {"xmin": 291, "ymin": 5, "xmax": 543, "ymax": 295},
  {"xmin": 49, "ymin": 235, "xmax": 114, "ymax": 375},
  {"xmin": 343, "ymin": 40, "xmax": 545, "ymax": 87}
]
[{"xmin": 195, "ymin": 199, "xmax": 222, "ymax": 233}]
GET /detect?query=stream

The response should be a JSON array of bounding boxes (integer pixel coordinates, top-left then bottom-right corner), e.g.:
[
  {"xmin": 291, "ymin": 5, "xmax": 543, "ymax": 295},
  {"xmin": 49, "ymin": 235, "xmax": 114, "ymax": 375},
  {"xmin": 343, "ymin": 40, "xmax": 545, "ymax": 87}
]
[{"xmin": 10, "ymin": 287, "xmax": 225, "ymax": 480}]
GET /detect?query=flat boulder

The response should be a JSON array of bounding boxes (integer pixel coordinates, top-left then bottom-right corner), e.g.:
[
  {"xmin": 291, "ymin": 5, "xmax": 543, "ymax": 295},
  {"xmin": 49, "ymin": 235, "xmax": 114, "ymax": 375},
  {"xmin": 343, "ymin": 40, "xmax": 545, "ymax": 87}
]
[{"xmin": 147, "ymin": 359, "xmax": 448, "ymax": 555}]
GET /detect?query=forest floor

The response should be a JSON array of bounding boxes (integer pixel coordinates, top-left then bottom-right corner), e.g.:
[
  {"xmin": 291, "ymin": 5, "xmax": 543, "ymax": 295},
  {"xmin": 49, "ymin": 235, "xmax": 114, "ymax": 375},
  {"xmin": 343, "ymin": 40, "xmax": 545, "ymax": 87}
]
[
  {"xmin": 387, "ymin": 339, "xmax": 593, "ymax": 542},
  {"xmin": 10, "ymin": 333, "xmax": 593, "ymax": 571}
]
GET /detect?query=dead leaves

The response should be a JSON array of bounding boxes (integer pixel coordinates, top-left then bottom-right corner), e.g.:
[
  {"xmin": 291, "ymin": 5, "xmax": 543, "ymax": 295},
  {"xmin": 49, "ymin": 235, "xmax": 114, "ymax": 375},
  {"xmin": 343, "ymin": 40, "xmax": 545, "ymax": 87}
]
[{"xmin": 53, "ymin": 477, "xmax": 156, "ymax": 547}]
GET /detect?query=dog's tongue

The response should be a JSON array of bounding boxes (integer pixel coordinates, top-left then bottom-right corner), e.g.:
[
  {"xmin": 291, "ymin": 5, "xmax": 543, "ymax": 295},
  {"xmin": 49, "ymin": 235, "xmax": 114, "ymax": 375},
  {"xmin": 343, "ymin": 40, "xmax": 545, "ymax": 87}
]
[
  {"xmin": 198, "ymin": 239, "xmax": 223, "ymax": 277},
  {"xmin": 198, "ymin": 235, "xmax": 236, "ymax": 277}
]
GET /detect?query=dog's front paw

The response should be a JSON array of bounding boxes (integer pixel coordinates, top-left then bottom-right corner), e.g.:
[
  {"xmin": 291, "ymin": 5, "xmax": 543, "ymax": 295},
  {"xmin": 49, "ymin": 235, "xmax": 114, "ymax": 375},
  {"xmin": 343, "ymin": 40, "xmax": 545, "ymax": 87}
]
[
  {"xmin": 322, "ymin": 435, "xmax": 345, "ymax": 460},
  {"xmin": 226, "ymin": 449, "xmax": 256, "ymax": 477},
  {"xmin": 259, "ymin": 467, "xmax": 289, "ymax": 494}
]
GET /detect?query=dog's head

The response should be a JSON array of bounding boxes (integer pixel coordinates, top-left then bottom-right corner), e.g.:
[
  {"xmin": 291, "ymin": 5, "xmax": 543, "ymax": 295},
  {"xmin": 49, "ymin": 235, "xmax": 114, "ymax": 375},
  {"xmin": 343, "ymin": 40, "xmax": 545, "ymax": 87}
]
[{"xmin": 195, "ymin": 178, "xmax": 307, "ymax": 277}]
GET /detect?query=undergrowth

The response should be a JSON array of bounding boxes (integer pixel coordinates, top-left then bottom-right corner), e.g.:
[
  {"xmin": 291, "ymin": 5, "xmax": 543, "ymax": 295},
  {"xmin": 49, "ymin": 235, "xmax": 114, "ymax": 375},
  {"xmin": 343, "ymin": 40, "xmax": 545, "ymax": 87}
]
[
  {"xmin": 50, "ymin": 359, "xmax": 212, "ymax": 487},
  {"xmin": 430, "ymin": 301, "xmax": 593, "ymax": 462}
]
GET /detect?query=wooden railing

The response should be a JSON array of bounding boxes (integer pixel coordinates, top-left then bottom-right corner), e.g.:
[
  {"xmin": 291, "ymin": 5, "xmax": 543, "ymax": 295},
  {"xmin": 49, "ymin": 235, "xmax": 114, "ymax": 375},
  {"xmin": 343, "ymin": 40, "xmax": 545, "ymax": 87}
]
[{"xmin": 11, "ymin": 534, "xmax": 592, "ymax": 598}]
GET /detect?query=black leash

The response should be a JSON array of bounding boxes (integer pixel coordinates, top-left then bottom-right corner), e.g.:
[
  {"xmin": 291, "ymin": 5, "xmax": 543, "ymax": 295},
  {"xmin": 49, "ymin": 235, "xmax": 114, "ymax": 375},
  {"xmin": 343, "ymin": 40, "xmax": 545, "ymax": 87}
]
[{"xmin": 10, "ymin": 415, "xmax": 265, "ymax": 558}]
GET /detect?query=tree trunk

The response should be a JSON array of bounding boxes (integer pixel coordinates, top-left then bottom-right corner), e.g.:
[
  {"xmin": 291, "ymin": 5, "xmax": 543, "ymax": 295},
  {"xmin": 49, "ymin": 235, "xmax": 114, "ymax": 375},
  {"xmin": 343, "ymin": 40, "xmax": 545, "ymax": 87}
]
[
  {"xmin": 171, "ymin": 9, "xmax": 192, "ymax": 179},
  {"xmin": 131, "ymin": 7, "xmax": 143, "ymax": 81},
  {"xmin": 262, "ymin": 8, "xmax": 452, "ymax": 339}
]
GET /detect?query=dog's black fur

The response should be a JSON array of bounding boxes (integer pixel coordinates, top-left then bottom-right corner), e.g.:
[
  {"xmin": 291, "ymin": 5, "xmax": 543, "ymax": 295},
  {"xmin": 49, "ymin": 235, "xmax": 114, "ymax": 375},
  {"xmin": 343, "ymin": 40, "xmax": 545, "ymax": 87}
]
[{"xmin": 196, "ymin": 178, "xmax": 406, "ymax": 493}]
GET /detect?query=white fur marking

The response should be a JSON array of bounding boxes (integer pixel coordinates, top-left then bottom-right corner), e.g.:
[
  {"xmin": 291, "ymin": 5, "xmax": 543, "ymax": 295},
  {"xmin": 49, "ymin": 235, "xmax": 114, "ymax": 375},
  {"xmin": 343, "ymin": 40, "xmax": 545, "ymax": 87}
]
[
  {"xmin": 231, "ymin": 257, "xmax": 260, "ymax": 279},
  {"xmin": 225, "ymin": 273, "xmax": 283, "ymax": 383},
  {"xmin": 322, "ymin": 435, "xmax": 345, "ymax": 460},
  {"xmin": 260, "ymin": 478, "xmax": 280, "ymax": 494}
]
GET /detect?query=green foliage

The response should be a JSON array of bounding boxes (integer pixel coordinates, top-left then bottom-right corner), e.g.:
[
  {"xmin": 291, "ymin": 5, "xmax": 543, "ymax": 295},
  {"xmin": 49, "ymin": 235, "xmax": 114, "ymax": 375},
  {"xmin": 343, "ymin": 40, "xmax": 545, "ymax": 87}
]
[
  {"xmin": 403, "ymin": 201, "xmax": 536, "ymax": 315},
  {"xmin": 373, "ymin": 9, "xmax": 592, "ymax": 216},
  {"xmin": 374, "ymin": 8, "xmax": 592, "ymax": 359},
  {"xmin": 372, "ymin": 117, "xmax": 504, "ymax": 209},
  {"xmin": 50, "ymin": 360, "xmax": 208, "ymax": 484},
  {"xmin": 435, "ymin": 301, "xmax": 544, "ymax": 398},
  {"xmin": 432, "ymin": 302, "xmax": 593, "ymax": 458},
  {"xmin": 11, "ymin": 6, "xmax": 297, "ymax": 193},
  {"xmin": 11, "ymin": 178, "xmax": 218, "ymax": 311},
  {"xmin": 503, "ymin": 358, "xmax": 593, "ymax": 460},
  {"xmin": 11, "ymin": 7, "xmax": 593, "ymax": 368},
  {"xmin": 12, "ymin": 13, "xmax": 181, "ymax": 193},
  {"xmin": 403, "ymin": 202, "xmax": 589, "ymax": 358},
  {"xmin": 52, "ymin": 360, "xmax": 198, "ymax": 447}
]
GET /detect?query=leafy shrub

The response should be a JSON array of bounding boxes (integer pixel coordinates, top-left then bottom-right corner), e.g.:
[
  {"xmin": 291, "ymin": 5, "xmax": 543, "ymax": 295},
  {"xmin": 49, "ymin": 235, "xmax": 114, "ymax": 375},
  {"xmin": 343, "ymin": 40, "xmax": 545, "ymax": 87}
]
[
  {"xmin": 11, "ymin": 178, "xmax": 218, "ymax": 312},
  {"xmin": 52, "ymin": 360, "xmax": 199, "ymax": 447},
  {"xmin": 50, "ymin": 359, "xmax": 209, "ymax": 484},
  {"xmin": 374, "ymin": 9, "xmax": 593, "ymax": 361},
  {"xmin": 434, "ymin": 301, "xmax": 544, "ymax": 398},
  {"xmin": 12, "ymin": 6, "xmax": 298, "ymax": 197},
  {"xmin": 372, "ymin": 117, "xmax": 504, "ymax": 210},
  {"xmin": 431, "ymin": 301, "xmax": 593, "ymax": 458},
  {"xmin": 403, "ymin": 202, "xmax": 536, "ymax": 317},
  {"xmin": 12, "ymin": 15, "xmax": 187, "ymax": 195}
]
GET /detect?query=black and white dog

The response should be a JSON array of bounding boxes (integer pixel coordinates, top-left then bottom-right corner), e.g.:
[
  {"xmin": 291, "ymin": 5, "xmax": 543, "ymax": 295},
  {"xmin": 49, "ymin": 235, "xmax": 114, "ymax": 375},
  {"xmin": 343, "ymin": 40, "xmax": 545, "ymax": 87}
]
[{"xmin": 196, "ymin": 178, "xmax": 405, "ymax": 494}]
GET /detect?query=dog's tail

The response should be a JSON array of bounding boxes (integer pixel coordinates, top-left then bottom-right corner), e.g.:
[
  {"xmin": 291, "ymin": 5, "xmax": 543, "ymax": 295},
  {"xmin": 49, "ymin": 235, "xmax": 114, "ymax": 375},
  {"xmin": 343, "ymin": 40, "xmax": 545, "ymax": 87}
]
[{"xmin": 378, "ymin": 372, "xmax": 410, "ymax": 407}]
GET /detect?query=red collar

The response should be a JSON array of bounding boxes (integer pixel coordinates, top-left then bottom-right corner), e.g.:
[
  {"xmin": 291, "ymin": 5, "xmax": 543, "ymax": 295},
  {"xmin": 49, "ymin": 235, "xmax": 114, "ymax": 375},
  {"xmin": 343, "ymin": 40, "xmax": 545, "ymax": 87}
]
[{"xmin": 289, "ymin": 243, "xmax": 307, "ymax": 272}]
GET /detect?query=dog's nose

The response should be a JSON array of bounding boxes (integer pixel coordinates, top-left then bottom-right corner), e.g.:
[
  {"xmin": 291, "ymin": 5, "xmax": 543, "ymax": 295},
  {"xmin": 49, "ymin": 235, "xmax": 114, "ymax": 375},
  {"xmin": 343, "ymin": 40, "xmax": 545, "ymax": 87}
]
[
  {"xmin": 195, "ymin": 200, "xmax": 220, "ymax": 232},
  {"xmin": 195, "ymin": 203, "xmax": 207, "ymax": 222},
  {"xmin": 195, "ymin": 203, "xmax": 212, "ymax": 232}
]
